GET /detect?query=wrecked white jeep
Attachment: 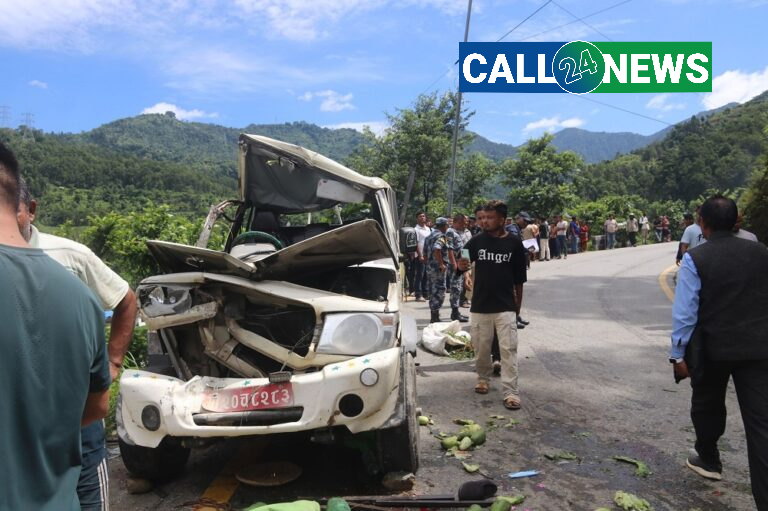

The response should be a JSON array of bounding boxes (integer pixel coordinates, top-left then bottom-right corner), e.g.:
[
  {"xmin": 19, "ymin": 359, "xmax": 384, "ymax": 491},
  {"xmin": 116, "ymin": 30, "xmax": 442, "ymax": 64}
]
[{"xmin": 117, "ymin": 135, "xmax": 420, "ymax": 480}]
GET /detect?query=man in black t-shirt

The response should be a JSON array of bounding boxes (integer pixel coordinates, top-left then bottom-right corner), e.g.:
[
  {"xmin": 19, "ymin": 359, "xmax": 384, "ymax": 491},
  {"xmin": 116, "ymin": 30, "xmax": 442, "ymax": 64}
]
[{"xmin": 459, "ymin": 200, "xmax": 527, "ymax": 410}]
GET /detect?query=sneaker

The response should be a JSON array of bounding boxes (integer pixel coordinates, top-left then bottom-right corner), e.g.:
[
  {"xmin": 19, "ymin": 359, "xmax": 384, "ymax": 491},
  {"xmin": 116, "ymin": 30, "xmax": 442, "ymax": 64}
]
[
  {"xmin": 492, "ymin": 361, "xmax": 501, "ymax": 376},
  {"xmin": 686, "ymin": 452, "xmax": 722, "ymax": 481}
]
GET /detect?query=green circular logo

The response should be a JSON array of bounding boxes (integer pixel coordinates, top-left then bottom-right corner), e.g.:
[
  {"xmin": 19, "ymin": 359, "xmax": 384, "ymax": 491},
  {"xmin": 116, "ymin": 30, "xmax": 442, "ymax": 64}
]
[{"xmin": 552, "ymin": 41, "xmax": 605, "ymax": 94}]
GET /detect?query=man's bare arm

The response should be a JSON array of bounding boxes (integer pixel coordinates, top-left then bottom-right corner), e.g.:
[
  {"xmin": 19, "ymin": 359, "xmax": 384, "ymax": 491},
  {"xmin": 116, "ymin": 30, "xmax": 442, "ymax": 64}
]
[
  {"xmin": 107, "ymin": 288, "xmax": 138, "ymax": 380},
  {"xmin": 82, "ymin": 389, "xmax": 110, "ymax": 427},
  {"xmin": 514, "ymin": 283, "xmax": 524, "ymax": 315}
]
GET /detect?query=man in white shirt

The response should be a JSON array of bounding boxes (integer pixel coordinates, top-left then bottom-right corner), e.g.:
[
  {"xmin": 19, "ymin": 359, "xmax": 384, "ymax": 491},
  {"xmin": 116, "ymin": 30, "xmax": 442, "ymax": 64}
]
[
  {"xmin": 555, "ymin": 215, "xmax": 569, "ymax": 259},
  {"xmin": 678, "ymin": 212, "xmax": 705, "ymax": 265},
  {"xmin": 412, "ymin": 211, "xmax": 432, "ymax": 302},
  {"xmin": 18, "ymin": 179, "xmax": 138, "ymax": 510},
  {"xmin": 604, "ymin": 215, "xmax": 618, "ymax": 249},
  {"xmin": 734, "ymin": 214, "xmax": 759, "ymax": 242}
]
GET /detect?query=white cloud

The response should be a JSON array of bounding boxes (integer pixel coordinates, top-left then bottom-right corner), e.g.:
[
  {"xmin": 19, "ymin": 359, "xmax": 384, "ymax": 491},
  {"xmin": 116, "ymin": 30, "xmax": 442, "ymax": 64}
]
[
  {"xmin": 702, "ymin": 67, "xmax": 768, "ymax": 109},
  {"xmin": 28, "ymin": 80, "xmax": 48, "ymax": 89},
  {"xmin": 523, "ymin": 116, "xmax": 584, "ymax": 133},
  {"xmin": 141, "ymin": 102, "xmax": 218, "ymax": 120},
  {"xmin": 299, "ymin": 90, "xmax": 355, "ymax": 112},
  {"xmin": 324, "ymin": 121, "xmax": 389, "ymax": 136},
  {"xmin": 234, "ymin": 0, "xmax": 386, "ymax": 41},
  {"xmin": 646, "ymin": 93, "xmax": 686, "ymax": 112}
]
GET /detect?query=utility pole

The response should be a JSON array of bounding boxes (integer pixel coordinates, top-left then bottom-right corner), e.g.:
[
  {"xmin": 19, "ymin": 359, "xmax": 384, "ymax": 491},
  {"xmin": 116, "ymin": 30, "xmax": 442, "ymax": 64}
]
[
  {"xmin": 0, "ymin": 106, "xmax": 10, "ymax": 128},
  {"xmin": 20, "ymin": 112, "xmax": 35, "ymax": 142},
  {"xmin": 447, "ymin": 0, "xmax": 473, "ymax": 217}
]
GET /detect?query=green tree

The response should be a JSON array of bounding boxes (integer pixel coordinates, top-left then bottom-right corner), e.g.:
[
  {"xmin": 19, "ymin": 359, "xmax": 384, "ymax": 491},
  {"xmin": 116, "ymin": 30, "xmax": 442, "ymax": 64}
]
[
  {"xmin": 345, "ymin": 92, "xmax": 473, "ymax": 225},
  {"xmin": 741, "ymin": 127, "xmax": 768, "ymax": 242},
  {"xmin": 454, "ymin": 153, "xmax": 499, "ymax": 212},
  {"xmin": 82, "ymin": 205, "xmax": 226, "ymax": 287},
  {"xmin": 499, "ymin": 134, "xmax": 582, "ymax": 217}
]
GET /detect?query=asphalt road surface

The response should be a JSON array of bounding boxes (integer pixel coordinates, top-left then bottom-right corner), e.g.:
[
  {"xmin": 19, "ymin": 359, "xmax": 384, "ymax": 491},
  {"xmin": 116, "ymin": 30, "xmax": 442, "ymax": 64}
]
[{"xmin": 108, "ymin": 242, "xmax": 756, "ymax": 511}]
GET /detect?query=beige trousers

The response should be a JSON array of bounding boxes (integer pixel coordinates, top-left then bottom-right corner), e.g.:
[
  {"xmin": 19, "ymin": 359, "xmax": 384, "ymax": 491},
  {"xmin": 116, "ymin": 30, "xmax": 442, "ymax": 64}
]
[{"xmin": 471, "ymin": 311, "xmax": 519, "ymax": 399}]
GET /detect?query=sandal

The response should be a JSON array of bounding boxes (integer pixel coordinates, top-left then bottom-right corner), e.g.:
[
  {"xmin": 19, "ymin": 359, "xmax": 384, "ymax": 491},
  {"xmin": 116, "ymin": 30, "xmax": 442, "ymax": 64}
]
[
  {"xmin": 503, "ymin": 396, "xmax": 521, "ymax": 410},
  {"xmin": 474, "ymin": 381, "xmax": 489, "ymax": 395}
]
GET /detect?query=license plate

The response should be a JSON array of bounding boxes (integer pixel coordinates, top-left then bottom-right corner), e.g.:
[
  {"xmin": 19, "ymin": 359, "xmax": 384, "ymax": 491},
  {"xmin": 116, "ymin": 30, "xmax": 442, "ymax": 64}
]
[{"xmin": 201, "ymin": 383, "xmax": 294, "ymax": 413}]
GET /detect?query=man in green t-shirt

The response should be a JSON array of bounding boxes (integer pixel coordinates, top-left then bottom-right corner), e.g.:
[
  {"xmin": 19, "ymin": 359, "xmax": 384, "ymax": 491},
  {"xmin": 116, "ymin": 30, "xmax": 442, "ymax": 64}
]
[{"xmin": 0, "ymin": 141, "xmax": 111, "ymax": 511}]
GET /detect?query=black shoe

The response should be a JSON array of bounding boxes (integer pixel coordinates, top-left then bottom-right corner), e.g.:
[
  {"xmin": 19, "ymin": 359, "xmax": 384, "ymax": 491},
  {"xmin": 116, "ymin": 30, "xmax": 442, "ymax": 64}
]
[
  {"xmin": 686, "ymin": 453, "xmax": 722, "ymax": 481},
  {"xmin": 516, "ymin": 320, "xmax": 526, "ymax": 329},
  {"xmin": 430, "ymin": 310, "xmax": 443, "ymax": 323},
  {"xmin": 517, "ymin": 315, "xmax": 530, "ymax": 326},
  {"xmin": 451, "ymin": 308, "xmax": 469, "ymax": 323}
]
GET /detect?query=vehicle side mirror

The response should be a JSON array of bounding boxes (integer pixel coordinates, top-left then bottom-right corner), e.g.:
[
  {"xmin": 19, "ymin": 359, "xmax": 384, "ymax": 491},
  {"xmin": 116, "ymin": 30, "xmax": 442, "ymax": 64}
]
[{"xmin": 399, "ymin": 227, "xmax": 418, "ymax": 255}]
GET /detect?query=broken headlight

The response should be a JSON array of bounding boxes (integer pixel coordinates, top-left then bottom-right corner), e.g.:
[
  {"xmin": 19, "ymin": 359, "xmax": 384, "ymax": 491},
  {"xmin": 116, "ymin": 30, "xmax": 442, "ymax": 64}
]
[{"xmin": 316, "ymin": 313, "xmax": 396, "ymax": 356}]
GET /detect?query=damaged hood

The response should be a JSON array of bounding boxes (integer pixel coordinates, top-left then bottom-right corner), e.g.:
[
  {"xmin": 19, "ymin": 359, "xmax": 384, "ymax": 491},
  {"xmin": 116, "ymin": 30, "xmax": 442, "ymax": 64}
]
[
  {"xmin": 147, "ymin": 219, "xmax": 397, "ymax": 279},
  {"xmin": 238, "ymin": 134, "xmax": 391, "ymax": 214}
]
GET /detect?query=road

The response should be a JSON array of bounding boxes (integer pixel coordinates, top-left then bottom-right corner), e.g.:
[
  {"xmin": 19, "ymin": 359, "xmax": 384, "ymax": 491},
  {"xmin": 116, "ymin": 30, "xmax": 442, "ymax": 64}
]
[{"xmin": 108, "ymin": 242, "xmax": 756, "ymax": 511}]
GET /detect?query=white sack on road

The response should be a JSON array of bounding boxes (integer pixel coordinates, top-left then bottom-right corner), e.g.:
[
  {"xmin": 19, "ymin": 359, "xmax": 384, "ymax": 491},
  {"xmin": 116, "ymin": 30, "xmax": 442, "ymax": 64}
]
[{"xmin": 420, "ymin": 320, "xmax": 471, "ymax": 356}]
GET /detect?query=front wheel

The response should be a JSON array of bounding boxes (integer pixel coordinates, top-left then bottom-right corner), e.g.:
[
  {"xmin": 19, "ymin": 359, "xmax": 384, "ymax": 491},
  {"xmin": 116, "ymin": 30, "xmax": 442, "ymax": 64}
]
[
  {"xmin": 118, "ymin": 437, "xmax": 191, "ymax": 482},
  {"xmin": 375, "ymin": 351, "xmax": 419, "ymax": 473}
]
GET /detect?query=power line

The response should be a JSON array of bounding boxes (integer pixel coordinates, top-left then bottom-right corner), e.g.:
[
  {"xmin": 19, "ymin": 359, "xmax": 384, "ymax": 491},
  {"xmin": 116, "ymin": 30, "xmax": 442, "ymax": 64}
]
[
  {"xmin": 551, "ymin": 0, "xmax": 614, "ymax": 41},
  {"xmin": 495, "ymin": 0, "xmax": 553, "ymax": 42},
  {"xmin": 422, "ymin": 0, "xmax": 554, "ymax": 95},
  {"xmin": 519, "ymin": 0, "xmax": 632, "ymax": 42},
  {"xmin": 576, "ymin": 95, "xmax": 672, "ymax": 126}
]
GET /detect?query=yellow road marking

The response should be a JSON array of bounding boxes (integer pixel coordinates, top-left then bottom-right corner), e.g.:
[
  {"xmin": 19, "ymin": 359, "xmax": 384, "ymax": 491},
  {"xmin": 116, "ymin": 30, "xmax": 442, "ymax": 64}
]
[
  {"xmin": 195, "ymin": 440, "xmax": 266, "ymax": 510},
  {"xmin": 195, "ymin": 461, "xmax": 239, "ymax": 511},
  {"xmin": 659, "ymin": 265, "xmax": 677, "ymax": 302}
]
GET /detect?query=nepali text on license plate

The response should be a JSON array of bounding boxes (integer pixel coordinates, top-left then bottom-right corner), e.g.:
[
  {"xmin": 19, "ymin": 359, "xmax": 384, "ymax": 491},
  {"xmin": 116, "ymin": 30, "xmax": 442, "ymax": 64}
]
[{"xmin": 201, "ymin": 383, "xmax": 294, "ymax": 413}]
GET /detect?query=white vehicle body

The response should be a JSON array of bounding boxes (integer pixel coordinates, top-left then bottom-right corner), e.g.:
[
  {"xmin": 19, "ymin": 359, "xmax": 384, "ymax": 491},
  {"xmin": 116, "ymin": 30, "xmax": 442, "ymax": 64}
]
[{"xmin": 117, "ymin": 135, "xmax": 419, "ymax": 479}]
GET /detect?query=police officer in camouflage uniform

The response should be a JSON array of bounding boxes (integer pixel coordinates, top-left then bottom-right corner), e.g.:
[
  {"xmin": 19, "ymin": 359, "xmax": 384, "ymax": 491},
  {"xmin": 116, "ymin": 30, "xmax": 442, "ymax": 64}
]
[
  {"xmin": 446, "ymin": 214, "xmax": 469, "ymax": 323},
  {"xmin": 425, "ymin": 217, "xmax": 452, "ymax": 323}
]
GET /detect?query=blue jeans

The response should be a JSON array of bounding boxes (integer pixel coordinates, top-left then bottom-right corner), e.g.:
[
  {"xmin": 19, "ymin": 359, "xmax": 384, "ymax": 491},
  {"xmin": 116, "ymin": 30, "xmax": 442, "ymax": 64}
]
[
  {"xmin": 557, "ymin": 235, "xmax": 567, "ymax": 257},
  {"xmin": 606, "ymin": 232, "xmax": 616, "ymax": 249},
  {"xmin": 570, "ymin": 235, "xmax": 579, "ymax": 254}
]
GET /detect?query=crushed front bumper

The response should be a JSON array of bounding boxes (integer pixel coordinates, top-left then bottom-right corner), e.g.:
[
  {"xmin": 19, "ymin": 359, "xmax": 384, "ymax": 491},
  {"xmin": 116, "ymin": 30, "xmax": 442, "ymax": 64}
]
[{"xmin": 118, "ymin": 347, "xmax": 402, "ymax": 448}]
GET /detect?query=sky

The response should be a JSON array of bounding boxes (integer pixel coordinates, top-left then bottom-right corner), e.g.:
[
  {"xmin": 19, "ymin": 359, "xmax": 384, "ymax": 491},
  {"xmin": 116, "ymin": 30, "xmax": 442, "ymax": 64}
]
[{"xmin": 1, "ymin": 0, "xmax": 767, "ymax": 145}]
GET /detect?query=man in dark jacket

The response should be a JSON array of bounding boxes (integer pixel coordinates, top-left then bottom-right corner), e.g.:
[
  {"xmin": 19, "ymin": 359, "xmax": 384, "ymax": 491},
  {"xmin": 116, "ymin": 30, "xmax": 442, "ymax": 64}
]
[{"xmin": 670, "ymin": 195, "xmax": 768, "ymax": 510}]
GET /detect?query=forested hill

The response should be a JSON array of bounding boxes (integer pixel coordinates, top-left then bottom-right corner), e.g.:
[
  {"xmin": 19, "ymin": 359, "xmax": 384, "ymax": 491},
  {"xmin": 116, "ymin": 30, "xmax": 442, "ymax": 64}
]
[
  {"xmin": 550, "ymin": 128, "xmax": 664, "ymax": 163},
  {"xmin": 74, "ymin": 115, "xmax": 365, "ymax": 164},
  {"xmin": 3, "ymin": 93, "xmax": 765, "ymax": 229},
  {"xmin": 576, "ymin": 91, "xmax": 768, "ymax": 203},
  {"xmin": 74, "ymin": 112, "xmax": 671, "ymax": 166}
]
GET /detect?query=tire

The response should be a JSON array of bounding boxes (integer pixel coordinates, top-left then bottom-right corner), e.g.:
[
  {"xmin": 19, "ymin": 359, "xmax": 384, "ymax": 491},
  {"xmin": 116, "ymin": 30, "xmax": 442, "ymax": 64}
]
[
  {"xmin": 118, "ymin": 437, "xmax": 190, "ymax": 482},
  {"xmin": 375, "ymin": 351, "xmax": 420, "ymax": 473}
]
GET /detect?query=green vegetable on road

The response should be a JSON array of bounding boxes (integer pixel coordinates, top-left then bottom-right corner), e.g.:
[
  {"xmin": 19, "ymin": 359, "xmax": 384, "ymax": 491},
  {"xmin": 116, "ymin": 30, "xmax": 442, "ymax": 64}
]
[
  {"xmin": 489, "ymin": 495, "xmax": 525, "ymax": 511},
  {"xmin": 441, "ymin": 436, "xmax": 460, "ymax": 450},
  {"xmin": 613, "ymin": 456, "xmax": 653, "ymax": 477},
  {"xmin": 459, "ymin": 437, "xmax": 474, "ymax": 451},
  {"xmin": 545, "ymin": 451, "xmax": 578, "ymax": 461},
  {"xmin": 461, "ymin": 462, "xmax": 480, "ymax": 473},
  {"xmin": 614, "ymin": 491, "xmax": 654, "ymax": 511}
]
